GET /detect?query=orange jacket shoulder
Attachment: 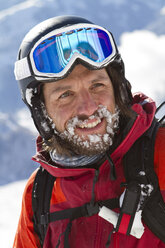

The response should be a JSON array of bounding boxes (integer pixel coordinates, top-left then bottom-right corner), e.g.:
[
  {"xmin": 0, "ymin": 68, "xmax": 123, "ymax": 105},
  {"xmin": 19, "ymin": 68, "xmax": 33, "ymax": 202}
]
[{"xmin": 13, "ymin": 170, "xmax": 40, "ymax": 248}]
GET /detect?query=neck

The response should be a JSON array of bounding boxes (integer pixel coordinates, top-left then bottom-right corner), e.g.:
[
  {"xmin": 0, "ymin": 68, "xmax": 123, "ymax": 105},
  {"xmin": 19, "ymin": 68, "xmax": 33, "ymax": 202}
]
[{"xmin": 50, "ymin": 149, "xmax": 104, "ymax": 167}]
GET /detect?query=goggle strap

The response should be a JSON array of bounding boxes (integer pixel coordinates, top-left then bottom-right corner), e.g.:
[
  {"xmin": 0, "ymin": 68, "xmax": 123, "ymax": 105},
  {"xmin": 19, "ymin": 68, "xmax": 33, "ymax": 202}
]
[{"xmin": 14, "ymin": 57, "xmax": 31, "ymax": 80}]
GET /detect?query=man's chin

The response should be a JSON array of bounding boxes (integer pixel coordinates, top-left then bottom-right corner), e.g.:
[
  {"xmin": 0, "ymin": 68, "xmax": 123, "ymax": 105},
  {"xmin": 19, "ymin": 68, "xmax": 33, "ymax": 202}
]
[{"xmin": 54, "ymin": 133, "xmax": 111, "ymax": 156}]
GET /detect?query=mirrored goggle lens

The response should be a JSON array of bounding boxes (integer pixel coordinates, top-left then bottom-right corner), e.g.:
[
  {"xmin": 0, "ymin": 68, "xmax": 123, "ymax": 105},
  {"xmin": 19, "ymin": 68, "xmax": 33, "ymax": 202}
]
[{"xmin": 33, "ymin": 27, "xmax": 113, "ymax": 74}]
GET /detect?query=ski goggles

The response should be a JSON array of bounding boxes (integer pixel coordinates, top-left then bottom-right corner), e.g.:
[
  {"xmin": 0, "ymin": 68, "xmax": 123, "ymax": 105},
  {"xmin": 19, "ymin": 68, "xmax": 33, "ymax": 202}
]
[{"xmin": 14, "ymin": 23, "xmax": 118, "ymax": 81}]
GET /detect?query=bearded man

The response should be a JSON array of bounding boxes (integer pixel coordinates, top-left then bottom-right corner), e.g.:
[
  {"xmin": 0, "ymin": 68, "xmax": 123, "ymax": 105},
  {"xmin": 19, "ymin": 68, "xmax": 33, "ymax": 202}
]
[{"xmin": 13, "ymin": 16, "xmax": 165, "ymax": 248}]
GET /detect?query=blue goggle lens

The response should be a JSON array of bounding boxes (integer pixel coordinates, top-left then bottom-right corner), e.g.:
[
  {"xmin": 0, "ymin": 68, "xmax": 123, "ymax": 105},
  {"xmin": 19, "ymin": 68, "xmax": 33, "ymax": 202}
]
[{"xmin": 33, "ymin": 27, "xmax": 113, "ymax": 74}]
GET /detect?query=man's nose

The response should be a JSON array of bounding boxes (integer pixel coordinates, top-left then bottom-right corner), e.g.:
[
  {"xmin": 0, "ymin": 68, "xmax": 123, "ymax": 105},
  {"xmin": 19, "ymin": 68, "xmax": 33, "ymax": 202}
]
[{"xmin": 76, "ymin": 89, "xmax": 98, "ymax": 116}]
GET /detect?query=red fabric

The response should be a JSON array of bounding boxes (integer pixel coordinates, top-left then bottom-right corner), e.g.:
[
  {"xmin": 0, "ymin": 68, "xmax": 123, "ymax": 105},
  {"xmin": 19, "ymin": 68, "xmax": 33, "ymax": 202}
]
[
  {"xmin": 13, "ymin": 94, "xmax": 165, "ymax": 248},
  {"xmin": 118, "ymin": 214, "xmax": 131, "ymax": 235},
  {"xmin": 154, "ymin": 127, "xmax": 165, "ymax": 191}
]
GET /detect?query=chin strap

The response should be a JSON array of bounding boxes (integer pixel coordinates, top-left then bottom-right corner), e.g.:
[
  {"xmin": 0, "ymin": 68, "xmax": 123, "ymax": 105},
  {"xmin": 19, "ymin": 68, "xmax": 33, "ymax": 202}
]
[{"xmin": 29, "ymin": 92, "xmax": 54, "ymax": 141}]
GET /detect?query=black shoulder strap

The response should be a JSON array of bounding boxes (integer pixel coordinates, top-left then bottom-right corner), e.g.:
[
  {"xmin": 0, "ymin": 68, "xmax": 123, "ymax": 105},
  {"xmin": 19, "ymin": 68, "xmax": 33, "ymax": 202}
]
[
  {"xmin": 142, "ymin": 120, "xmax": 165, "ymax": 243},
  {"xmin": 123, "ymin": 119, "xmax": 165, "ymax": 243},
  {"xmin": 31, "ymin": 168, "xmax": 120, "ymax": 248},
  {"xmin": 123, "ymin": 119, "xmax": 158, "ymax": 183},
  {"xmin": 32, "ymin": 167, "xmax": 56, "ymax": 247}
]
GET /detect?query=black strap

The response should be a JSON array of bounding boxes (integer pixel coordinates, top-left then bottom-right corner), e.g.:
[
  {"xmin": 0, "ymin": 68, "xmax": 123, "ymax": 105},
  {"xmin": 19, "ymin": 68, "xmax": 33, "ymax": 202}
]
[
  {"xmin": 32, "ymin": 167, "xmax": 56, "ymax": 246},
  {"xmin": 123, "ymin": 118, "xmax": 159, "ymax": 184},
  {"xmin": 40, "ymin": 198, "xmax": 119, "ymax": 225},
  {"xmin": 106, "ymin": 153, "xmax": 117, "ymax": 181},
  {"xmin": 141, "ymin": 120, "xmax": 165, "ymax": 243},
  {"xmin": 123, "ymin": 118, "xmax": 165, "ymax": 243},
  {"xmin": 106, "ymin": 227, "xmax": 115, "ymax": 248},
  {"xmin": 32, "ymin": 167, "xmax": 119, "ymax": 247},
  {"xmin": 49, "ymin": 198, "xmax": 118, "ymax": 248},
  {"xmin": 142, "ymin": 191, "xmax": 165, "ymax": 243}
]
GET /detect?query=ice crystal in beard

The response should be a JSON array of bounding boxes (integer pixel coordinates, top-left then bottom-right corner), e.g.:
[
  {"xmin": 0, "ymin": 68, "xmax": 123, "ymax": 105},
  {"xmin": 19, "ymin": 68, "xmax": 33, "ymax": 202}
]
[
  {"xmin": 66, "ymin": 116, "xmax": 79, "ymax": 136},
  {"xmin": 58, "ymin": 105, "xmax": 119, "ymax": 155}
]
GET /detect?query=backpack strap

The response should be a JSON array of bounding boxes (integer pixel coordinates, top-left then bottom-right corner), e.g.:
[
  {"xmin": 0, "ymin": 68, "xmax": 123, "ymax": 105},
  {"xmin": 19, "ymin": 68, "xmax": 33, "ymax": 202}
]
[
  {"xmin": 142, "ymin": 120, "xmax": 165, "ymax": 242},
  {"xmin": 123, "ymin": 119, "xmax": 159, "ymax": 183},
  {"xmin": 32, "ymin": 166, "xmax": 119, "ymax": 247},
  {"xmin": 39, "ymin": 198, "xmax": 119, "ymax": 248},
  {"xmin": 32, "ymin": 118, "xmax": 165, "ymax": 245},
  {"xmin": 32, "ymin": 166, "xmax": 56, "ymax": 246},
  {"xmin": 123, "ymin": 118, "xmax": 165, "ymax": 243}
]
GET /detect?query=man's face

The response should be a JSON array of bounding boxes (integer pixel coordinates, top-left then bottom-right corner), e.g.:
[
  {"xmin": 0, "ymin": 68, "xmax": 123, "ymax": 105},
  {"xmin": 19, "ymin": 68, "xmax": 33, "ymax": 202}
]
[{"xmin": 43, "ymin": 64, "xmax": 118, "ymax": 155}]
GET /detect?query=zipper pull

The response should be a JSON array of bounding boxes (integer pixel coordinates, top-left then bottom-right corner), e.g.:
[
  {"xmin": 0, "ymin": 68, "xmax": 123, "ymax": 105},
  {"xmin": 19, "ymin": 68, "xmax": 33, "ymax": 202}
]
[{"xmin": 106, "ymin": 153, "xmax": 117, "ymax": 181}]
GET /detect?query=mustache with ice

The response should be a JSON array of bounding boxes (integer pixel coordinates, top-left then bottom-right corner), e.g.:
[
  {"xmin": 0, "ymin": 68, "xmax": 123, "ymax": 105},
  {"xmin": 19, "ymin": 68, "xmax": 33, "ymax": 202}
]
[{"xmin": 59, "ymin": 105, "xmax": 119, "ymax": 150}]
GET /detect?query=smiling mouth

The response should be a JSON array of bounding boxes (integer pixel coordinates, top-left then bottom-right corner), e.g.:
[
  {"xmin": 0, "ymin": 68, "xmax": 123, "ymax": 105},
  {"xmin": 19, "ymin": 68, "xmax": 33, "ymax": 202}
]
[{"xmin": 77, "ymin": 118, "xmax": 102, "ymax": 129}]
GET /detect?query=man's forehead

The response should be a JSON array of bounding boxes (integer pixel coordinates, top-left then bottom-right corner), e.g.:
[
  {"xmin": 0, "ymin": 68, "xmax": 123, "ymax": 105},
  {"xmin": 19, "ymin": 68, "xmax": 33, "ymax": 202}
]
[
  {"xmin": 44, "ymin": 67, "xmax": 110, "ymax": 93},
  {"xmin": 51, "ymin": 74, "xmax": 109, "ymax": 91}
]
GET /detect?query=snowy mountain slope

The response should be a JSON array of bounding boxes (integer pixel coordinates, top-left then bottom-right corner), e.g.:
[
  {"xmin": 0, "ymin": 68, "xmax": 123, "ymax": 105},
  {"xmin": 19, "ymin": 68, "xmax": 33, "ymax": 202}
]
[
  {"xmin": 0, "ymin": 180, "xmax": 26, "ymax": 248},
  {"xmin": 0, "ymin": 112, "xmax": 37, "ymax": 185}
]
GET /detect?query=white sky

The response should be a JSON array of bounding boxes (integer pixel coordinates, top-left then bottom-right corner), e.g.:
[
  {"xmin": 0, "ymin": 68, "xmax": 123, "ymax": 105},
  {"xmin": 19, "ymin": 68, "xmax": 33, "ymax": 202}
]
[{"xmin": 119, "ymin": 30, "xmax": 165, "ymax": 105}]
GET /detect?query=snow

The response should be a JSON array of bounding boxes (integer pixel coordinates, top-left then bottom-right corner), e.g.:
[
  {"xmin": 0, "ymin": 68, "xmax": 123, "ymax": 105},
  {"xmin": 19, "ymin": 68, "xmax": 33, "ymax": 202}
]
[
  {"xmin": 0, "ymin": 180, "xmax": 27, "ymax": 248},
  {"xmin": 88, "ymin": 134, "xmax": 102, "ymax": 143},
  {"xmin": 41, "ymin": 121, "xmax": 50, "ymax": 132},
  {"xmin": 60, "ymin": 105, "xmax": 119, "ymax": 150},
  {"xmin": 25, "ymin": 88, "xmax": 34, "ymax": 107}
]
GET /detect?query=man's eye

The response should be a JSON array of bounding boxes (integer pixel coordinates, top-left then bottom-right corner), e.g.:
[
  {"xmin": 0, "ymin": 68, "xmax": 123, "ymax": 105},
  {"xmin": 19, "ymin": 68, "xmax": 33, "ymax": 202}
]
[
  {"xmin": 91, "ymin": 83, "xmax": 104, "ymax": 89},
  {"xmin": 59, "ymin": 91, "xmax": 72, "ymax": 99}
]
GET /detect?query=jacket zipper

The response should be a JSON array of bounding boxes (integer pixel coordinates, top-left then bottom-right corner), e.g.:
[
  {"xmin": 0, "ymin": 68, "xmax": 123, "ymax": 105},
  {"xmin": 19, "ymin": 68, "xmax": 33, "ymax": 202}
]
[{"xmin": 93, "ymin": 169, "xmax": 104, "ymax": 248}]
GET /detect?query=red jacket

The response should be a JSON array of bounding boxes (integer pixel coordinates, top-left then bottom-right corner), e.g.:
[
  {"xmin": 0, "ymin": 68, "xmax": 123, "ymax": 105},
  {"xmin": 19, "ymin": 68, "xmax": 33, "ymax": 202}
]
[{"xmin": 13, "ymin": 94, "xmax": 165, "ymax": 248}]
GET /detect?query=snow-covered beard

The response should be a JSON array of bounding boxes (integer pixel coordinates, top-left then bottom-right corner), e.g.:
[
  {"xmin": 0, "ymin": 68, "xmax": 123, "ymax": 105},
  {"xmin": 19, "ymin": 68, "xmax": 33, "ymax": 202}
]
[{"xmin": 52, "ymin": 105, "xmax": 120, "ymax": 156}]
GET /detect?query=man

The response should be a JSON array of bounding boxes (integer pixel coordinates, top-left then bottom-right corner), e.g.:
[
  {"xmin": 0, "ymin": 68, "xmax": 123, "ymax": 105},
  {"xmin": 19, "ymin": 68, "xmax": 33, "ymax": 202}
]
[{"xmin": 13, "ymin": 16, "xmax": 165, "ymax": 248}]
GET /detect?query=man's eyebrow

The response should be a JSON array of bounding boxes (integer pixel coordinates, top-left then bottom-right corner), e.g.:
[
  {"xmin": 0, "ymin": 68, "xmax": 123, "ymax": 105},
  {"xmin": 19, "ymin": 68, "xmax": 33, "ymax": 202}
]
[
  {"xmin": 52, "ymin": 85, "xmax": 72, "ymax": 93},
  {"xmin": 91, "ymin": 75, "xmax": 108, "ymax": 83}
]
